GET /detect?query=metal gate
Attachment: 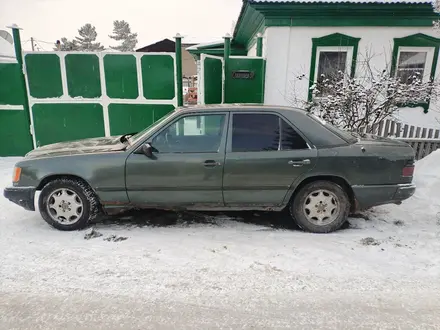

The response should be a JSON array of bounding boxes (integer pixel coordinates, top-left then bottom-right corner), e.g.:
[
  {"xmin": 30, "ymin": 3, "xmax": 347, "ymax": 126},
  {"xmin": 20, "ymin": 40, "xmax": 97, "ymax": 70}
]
[
  {"xmin": 199, "ymin": 54, "xmax": 224, "ymax": 105},
  {"xmin": 23, "ymin": 51, "xmax": 178, "ymax": 147},
  {"xmin": 199, "ymin": 54, "xmax": 265, "ymax": 105}
]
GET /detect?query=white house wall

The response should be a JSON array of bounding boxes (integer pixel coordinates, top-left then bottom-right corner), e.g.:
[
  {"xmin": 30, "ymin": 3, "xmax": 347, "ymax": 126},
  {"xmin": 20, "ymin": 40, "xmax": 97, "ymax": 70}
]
[
  {"xmin": 264, "ymin": 26, "xmax": 440, "ymax": 124},
  {"xmin": 247, "ymin": 43, "xmax": 257, "ymax": 56},
  {"xmin": 247, "ymin": 29, "xmax": 269, "ymax": 57}
]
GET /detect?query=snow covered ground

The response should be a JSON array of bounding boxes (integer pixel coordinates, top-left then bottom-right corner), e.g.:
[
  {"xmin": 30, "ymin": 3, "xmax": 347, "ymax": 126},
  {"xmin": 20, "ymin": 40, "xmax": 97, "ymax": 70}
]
[{"xmin": 1, "ymin": 153, "xmax": 440, "ymax": 329}]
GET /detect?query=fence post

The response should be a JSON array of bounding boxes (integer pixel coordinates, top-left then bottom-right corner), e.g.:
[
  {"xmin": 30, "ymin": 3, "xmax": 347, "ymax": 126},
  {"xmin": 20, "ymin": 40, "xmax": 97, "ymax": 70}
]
[
  {"xmin": 256, "ymin": 33, "xmax": 263, "ymax": 57},
  {"xmin": 7, "ymin": 23, "xmax": 34, "ymax": 149},
  {"xmin": 223, "ymin": 33, "xmax": 231, "ymax": 104},
  {"xmin": 174, "ymin": 33, "xmax": 183, "ymax": 107}
]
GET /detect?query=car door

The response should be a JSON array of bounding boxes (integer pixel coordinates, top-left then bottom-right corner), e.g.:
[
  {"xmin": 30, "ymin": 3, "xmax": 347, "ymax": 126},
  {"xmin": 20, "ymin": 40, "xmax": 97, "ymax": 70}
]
[
  {"xmin": 223, "ymin": 111, "xmax": 318, "ymax": 207},
  {"xmin": 125, "ymin": 112, "xmax": 229, "ymax": 207}
]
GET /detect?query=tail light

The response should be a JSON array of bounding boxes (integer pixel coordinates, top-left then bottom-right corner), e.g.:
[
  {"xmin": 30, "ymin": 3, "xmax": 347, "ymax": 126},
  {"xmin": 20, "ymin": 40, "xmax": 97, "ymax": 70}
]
[{"xmin": 402, "ymin": 159, "xmax": 415, "ymax": 177}]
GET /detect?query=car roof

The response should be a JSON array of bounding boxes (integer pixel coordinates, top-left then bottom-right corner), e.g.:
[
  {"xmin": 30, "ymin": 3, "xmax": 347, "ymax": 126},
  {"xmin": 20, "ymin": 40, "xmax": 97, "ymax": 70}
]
[{"xmin": 177, "ymin": 103, "xmax": 308, "ymax": 114}]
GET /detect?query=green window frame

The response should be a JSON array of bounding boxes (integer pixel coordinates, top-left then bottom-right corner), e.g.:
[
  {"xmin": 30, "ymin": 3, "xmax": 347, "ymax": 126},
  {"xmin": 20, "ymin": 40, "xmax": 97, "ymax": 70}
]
[
  {"xmin": 308, "ymin": 33, "xmax": 360, "ymax": 101},
  {"xmin": 390, "ymin": 33, "xmax": 440, "ymax": 113}
]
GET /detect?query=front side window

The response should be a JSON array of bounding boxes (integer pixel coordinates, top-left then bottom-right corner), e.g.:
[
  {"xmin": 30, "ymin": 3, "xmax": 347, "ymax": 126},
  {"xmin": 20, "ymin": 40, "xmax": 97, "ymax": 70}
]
[
  {"xmin": 396, "ymin": 51, "xmax": 427, "ymax": 83},
  {"xmin": 152, "ymin": 114, "xmax": 225, "ymax": 153},
  {"xmin": 231, "ymin": 113, "xmax": 308, "ymax": 152}
]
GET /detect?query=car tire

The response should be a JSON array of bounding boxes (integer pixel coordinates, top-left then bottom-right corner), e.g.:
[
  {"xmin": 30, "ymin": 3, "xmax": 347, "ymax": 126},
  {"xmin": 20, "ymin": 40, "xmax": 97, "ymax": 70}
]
[
  {"xmin": 38, "ymin": 178, "xmax": 101, "ymax": 231},
  {"xmin": 290, "ymin": 180, "xmax": 350, "ymax": 233}
]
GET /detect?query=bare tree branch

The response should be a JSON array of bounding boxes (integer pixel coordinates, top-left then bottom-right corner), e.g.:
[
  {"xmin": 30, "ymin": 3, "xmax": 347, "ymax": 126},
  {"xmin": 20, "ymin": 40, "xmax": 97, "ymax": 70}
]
[{"xmin": 287, "ymin": 53, "xmax": 439, "ymax": 134}]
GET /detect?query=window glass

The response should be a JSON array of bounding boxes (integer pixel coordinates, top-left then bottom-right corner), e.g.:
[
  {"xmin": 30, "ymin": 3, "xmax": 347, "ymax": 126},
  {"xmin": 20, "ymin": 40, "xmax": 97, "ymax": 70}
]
[
  {"xmin": 307, "ymin": 113, "xmax": 357, "ymax": 144},
  {"xmin": 231, "ymin": 113, "xmax": 308, "ymax": 152},
  {"xmin": 281, "ymin": 119, "xmax": 308, "ymax": 150},
  {"xmin": 396, "ymin": 51, "xmax": 427, "ymax": 83},
  {"xmin": 152, "ymin": 114, "xmax": 225, "ymax": 153},
  {"xmin": 317, "ymin": 51, "xmax": 347, "ymax": 96},
  {"xmin": 128, "ymin": 109, "xmax": 176, "ymax": 145}
]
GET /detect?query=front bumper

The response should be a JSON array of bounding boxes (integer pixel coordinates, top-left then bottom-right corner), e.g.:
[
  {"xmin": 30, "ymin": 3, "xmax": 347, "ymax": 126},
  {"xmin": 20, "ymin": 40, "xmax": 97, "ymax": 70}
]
[{"xmin": 3, "ymin": 187, "xmax": 36, "ymax": 211}]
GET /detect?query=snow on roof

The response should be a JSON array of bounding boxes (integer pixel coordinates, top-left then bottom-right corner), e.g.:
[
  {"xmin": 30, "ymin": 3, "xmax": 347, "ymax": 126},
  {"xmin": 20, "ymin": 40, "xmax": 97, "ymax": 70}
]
[
  {"xmin": 0, "ymin": 35, "xmax": 16, "ymax": 63},
  {"xmin": 249, "ymin": 0, "xmax": 433, "ymax": 3},
  {"xmin": 186, "ymin": 41, "xmax": 224, "ymax": 51}
]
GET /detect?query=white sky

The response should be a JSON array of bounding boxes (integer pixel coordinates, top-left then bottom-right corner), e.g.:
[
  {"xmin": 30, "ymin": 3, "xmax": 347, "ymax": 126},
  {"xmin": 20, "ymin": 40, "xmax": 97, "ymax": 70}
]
[{"xmin": 0, "ymin": 0, "xmax": 242, "ymax": 51}]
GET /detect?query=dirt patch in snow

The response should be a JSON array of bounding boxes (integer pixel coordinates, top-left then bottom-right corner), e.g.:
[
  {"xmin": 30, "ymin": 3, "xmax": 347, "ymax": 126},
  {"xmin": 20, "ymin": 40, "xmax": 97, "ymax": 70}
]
[
  {"xmin": 393, "ymin": 220, "xmax": 405, "ymax": 226},
  {"xmin": 360, "ymin": 237, "xmax": 381, "ymax": 246},
  {"xmin": 84, "ymin": 228, "xmax": 103, "ymax": 240},
  {"xmin": 103, "ymin": 235, "xmax": 128, "ymax": 242}
]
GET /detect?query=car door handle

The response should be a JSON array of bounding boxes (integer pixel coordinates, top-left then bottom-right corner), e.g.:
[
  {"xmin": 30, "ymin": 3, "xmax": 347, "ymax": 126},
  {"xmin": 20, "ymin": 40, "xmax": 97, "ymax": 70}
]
[
  {"xmin": 203, "ymin": 160, "xmax": 221, "ymax": 167},
  {"xmin": 288, "ymin": 159, "xmax": 311, "ymax": 167}
]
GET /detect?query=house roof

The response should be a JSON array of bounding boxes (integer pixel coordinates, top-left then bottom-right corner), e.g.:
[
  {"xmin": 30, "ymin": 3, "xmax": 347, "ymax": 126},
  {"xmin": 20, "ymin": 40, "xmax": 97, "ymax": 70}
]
[
  {"xmin": 248, "ymin": 0, "xmax": 433, "ymax": 3},
  {"xmin": 136, "ymin": 38, "xmax": 197, "ymax": 53},
  {"xmin": 233, "ymin": 0, "xmax": 439, "ymax": 49}
]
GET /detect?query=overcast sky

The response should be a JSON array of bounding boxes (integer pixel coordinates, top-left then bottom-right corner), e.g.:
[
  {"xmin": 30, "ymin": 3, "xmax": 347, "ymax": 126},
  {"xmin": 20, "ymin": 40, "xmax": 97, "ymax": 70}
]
[{"xmin": 0, "ymin": 0, "xmax": 242, "ymax": 51}]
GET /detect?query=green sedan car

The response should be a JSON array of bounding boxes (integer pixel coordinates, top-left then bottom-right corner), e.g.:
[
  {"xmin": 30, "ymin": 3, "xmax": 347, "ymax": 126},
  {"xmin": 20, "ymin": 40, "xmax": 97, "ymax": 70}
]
[{"xmin": 3, "ymin": 105, "xmax": 416, "ymax": 233}]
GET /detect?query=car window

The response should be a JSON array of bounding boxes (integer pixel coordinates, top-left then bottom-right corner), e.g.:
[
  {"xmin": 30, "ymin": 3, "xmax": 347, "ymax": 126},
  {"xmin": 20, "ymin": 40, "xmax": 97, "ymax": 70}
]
[
  {"xmin": 152, "ymin": 114, "xmax": 225, "ymax": 153},
  {"xmin": 307, "ymin": 113, "xmax": 358, "ymax": 144},
  {"xmin": 128, "ymin": 109, "xmax": 176, "ymax": 145},
  {"xmin": 231, "ymin": 113, "xmax": 308, "ymax": 152},
  {"xmin": 281, "ymin": 119, "xmax": 309, "ymax": 150}
]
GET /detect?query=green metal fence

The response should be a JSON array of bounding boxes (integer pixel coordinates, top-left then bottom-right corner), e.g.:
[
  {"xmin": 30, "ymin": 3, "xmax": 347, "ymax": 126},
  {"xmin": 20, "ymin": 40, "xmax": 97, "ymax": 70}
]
[
  {"xmin": 23, "ymin": 51, "xmax": 178, "ymax": 147},
  {"xmin": 0, "ymin": 26, "xmax": 266, "ymax": 156}
]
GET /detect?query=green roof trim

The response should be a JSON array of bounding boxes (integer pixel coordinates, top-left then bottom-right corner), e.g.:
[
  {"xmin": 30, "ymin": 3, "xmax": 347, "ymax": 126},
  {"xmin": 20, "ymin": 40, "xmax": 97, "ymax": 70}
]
[
  {"xmin": 186, "ymin": 42, "xmax": 247, "ymax": 60},
  {"xmin": 233, "ymin": 1, "xmax": 440, "ymax": 50}
]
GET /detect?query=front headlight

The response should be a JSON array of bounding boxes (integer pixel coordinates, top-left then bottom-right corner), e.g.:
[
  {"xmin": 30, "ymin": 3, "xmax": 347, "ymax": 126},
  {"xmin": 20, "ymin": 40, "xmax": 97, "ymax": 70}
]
[{"xmin": 12, "ymin": 166, "xmax": 22, "ymax": 183}]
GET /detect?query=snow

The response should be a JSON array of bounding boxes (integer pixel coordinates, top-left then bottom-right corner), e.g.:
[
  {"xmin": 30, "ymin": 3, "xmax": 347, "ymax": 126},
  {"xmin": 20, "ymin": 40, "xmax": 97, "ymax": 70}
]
[
  {"xmin": 1, "ymin": 153, "xmax": 440, "ymax": 327},
  {"xmin": 393, "ymin": 106, "xmax": 440, "ymax": 129},
  {"xmin": 0, "ymin": 34, "xmax": 16, "ymax": 63},
  {"xmin": 185, "ymin": 41, "xmax": 224, "ymax": 51}
]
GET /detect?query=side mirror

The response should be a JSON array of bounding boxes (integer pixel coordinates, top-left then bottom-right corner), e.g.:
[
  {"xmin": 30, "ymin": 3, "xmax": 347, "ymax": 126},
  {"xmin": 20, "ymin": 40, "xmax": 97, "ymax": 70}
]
[{"xmin": 141, "ymin": 143, "xmax": 158, "ymax": 158}]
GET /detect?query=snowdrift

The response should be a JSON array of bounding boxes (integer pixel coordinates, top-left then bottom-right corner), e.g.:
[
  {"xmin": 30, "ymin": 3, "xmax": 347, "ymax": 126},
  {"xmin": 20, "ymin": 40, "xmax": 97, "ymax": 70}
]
[{"xmin": 413, "ymin": 149, "xmax": 440, "ymax": 204}]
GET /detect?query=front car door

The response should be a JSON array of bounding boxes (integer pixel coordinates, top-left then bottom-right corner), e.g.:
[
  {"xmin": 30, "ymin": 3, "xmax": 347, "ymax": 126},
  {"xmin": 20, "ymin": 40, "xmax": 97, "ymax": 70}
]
[
  {"xmin": 223, "ymin": 111, "xmax": 318, "ymax": 207},
  {"xmin": 125, "ymin": 112, "xmax": 229, "ymax": 207}
]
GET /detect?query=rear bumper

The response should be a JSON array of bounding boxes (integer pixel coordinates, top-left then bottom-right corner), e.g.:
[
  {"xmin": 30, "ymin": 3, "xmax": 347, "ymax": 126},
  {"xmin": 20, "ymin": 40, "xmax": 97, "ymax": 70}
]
[
  {"xmin": 3, "ymin": 186, "xmax": 36, "ymax": 211},
  {"xmin": 352, "ymin": 183, "xmax": 416, "ymax": 210},
  {"xmin": 394, "ymin": 183, "xmax": 416, "ymax": 201}
]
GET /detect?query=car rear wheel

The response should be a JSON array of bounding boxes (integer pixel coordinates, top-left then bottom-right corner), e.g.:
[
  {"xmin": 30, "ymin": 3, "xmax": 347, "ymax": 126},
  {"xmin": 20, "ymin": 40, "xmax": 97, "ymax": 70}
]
[
  {"xmin": 290, "ymin": 180, "xmax": 350, "ymax": 233},
  {"xmin": 38, "ymin": 178, "xmax": 100, "ymax": 231}
]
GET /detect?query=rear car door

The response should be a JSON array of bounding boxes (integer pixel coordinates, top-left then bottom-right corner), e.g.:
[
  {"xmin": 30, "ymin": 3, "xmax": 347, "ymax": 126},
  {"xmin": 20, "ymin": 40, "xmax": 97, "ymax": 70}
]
[
  {"xmin": 125, "ymin": 112, "xmax": 229, "ymax": 207},
  {"xmin": 223, "ymin": 112, "xmax": 318, "ymax": 207}
]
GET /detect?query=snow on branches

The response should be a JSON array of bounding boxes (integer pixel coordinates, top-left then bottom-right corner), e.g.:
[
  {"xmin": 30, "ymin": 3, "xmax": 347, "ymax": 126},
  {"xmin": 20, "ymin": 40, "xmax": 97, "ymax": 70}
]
[
  {"xmin": 289, "ymin": 54, "xmax": 439, "ymax": 134},
  {"xmin": 433, "ymin": 0, "xmax": 440, "ymax": 31}
]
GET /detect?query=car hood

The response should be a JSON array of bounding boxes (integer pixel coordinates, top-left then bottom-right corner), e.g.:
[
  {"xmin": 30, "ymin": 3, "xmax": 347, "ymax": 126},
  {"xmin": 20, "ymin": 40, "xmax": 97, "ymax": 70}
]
[{"xmin": 25, "ymin": 136, "xmax": 127, "ymax": 159}]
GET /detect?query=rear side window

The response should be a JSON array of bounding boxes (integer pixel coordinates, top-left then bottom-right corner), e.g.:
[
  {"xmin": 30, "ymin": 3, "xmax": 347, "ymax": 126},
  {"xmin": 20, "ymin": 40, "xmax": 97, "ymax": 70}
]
[{"xmin": 231, "ymin": 113, "xmax": 308, "ymax": 152}]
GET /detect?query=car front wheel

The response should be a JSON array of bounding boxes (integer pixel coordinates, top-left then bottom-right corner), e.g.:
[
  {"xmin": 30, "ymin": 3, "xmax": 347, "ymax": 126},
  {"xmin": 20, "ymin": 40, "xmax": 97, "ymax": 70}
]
[
  {"xmin": 38, "ymin": 178, "xmax": 100, "ymax": 231},
  {"xmin": 290, "ymin": 180, "xmax": 350, "ymax": 233}
]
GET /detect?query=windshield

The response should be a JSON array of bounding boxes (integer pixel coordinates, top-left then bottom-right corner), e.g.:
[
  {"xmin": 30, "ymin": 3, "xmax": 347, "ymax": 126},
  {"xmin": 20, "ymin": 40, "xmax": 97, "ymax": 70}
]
[
  {"xmin": 128, "ymin": 109, "xmax": 177, "ymax": 145},
  {"xmin": 307, "ymin": 113, "xmax": 358, "ymax": 144}
]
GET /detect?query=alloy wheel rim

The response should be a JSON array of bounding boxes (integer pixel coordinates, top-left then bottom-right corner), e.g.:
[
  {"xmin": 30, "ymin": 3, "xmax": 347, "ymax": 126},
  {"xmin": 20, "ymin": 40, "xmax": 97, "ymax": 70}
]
[
  {"xmin": 46, "ymin": 188, "xmax": 84, "ymax": 225},
  {"xmin": 303, "ymin": 189, "xmax": 340, "ymax": 226}
]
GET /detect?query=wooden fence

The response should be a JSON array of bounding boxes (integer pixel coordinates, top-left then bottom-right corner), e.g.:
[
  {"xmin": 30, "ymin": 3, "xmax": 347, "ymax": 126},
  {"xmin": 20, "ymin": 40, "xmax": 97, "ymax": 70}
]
[{"xmin": 361, "ymin": 119, "xmax": 440, "ymax": 160}]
